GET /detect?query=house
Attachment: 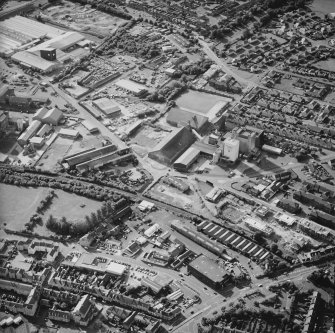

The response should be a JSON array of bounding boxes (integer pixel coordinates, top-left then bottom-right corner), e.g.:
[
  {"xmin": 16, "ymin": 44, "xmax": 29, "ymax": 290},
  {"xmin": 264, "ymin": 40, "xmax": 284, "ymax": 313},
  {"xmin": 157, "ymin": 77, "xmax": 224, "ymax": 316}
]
[{"xmin": 72, "ymin": 294, "xmax": 97, "ymax": 326}]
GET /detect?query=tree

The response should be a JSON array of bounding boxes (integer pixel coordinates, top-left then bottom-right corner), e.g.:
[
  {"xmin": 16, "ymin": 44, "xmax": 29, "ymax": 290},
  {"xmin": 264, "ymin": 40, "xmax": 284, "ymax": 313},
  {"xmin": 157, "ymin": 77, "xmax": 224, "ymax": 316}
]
[
  {"xmin": 254, "ymin": 232, "xmax": 264, "ymax": 243},
  {"xmin": 270, "ymin": 243, "xmax": 278, "ymax": 252}
]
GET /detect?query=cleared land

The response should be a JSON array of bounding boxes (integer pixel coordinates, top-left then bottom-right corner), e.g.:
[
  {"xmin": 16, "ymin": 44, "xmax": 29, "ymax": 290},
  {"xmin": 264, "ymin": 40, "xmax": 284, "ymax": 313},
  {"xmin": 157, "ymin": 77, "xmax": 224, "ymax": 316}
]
[
  {"xmin": 0, "ymin": 184, "xmax": 102, "ymax": 234},
  {"xmin": 43, "ymin": 1, "xmax": 127, "ymax": 36}
]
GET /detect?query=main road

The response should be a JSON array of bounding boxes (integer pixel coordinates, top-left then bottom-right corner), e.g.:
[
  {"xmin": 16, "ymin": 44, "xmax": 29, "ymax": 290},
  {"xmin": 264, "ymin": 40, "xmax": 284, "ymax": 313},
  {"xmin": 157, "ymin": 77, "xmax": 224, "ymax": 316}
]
[{"xmin": 50, "ymin": 83, "xmax": 127, "ymax": 149}]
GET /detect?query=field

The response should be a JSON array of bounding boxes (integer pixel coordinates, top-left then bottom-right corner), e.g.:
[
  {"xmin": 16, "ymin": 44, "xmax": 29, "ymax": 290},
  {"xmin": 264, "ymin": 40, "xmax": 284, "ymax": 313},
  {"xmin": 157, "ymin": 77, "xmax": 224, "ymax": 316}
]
[
  {"xmin": 314, "ymin": 58, "xmax": 335, "ymax": 72},
  {"xmin": 310, "ymin": 0, "xmax": 335, "ymax": 16},
  {"xmin": 43, "ymin": 1, "xmax": 127, "ymax": 36},
  {"xmin": 176, "ymin": 90, "xmax": 226, "ymax": 114},
  {"xmin": 0, "ymin": 184, "xmax": 102, "ymax": 235}
]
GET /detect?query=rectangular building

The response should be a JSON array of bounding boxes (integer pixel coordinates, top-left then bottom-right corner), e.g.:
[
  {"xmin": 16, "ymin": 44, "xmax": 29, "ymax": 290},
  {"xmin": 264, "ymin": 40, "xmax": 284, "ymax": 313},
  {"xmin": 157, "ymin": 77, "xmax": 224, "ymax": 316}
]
[{"xmin": 188, "ymin": 255, "xmax": 231, "ymax": 289}]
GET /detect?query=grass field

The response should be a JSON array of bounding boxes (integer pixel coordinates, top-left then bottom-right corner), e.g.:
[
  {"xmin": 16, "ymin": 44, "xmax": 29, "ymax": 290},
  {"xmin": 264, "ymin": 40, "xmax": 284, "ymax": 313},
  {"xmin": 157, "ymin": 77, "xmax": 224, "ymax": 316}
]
[
  {"xmin": 0, "ymin": 184, "xmax": 102, "ymax": 234},
  {"xmin": 314, "ymin": 58, "xmax": 335, "ymax": 72},
  {"xmin": 176, "ymin": 91, "xmax": 226, "ymax": 114}
]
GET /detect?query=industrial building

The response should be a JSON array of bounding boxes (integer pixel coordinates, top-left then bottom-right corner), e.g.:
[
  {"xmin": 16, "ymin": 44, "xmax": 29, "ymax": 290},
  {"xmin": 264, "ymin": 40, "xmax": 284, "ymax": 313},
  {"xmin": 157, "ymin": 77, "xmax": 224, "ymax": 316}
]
[
  {"xmin": 0, "ymin": 15, "xmax": 65, "ymax": 57},
  {"xmin": 197, "ymin": 220, "xmax": 270, "ymax": 261},
  {"xmin": 92, "ymin": 98, "xmax": 121, "ymax": 118},
  {"xmin": 33, "ymin": 107, "xmax": 63, "ymax": 125},
  {"xmin": 173, "ymin": 147, "xmax": 200, "ymax": 172},
  {"xmin": 6, "ymin": 17, "xmax": 88, "ymax": 72},
  {"xmin": 115, "ymin": 79, "xmax": 147, "ymax": 96},
  {"xmin": 149, "ymin": 127, "xmax": 195, "ymax": 165},
  {"xmin": 58, "ymin": 128, "xmax": 80, "ymax": 139},
  {"xmin": 233, "ymin": 126, "xmax": 264, "ymax": 154},
  {"xmin": 170, "ymin": 220, "xmax": 231, "ymax": 260},
  {"xmin": 244, "ymin": 217, "xmax": 273, "ymax": 236},
  {"xmin": 205, "ymin": 187, "xmax": 225, "ymax": 203},
  {"xmin": 223, "ymin": 137, "xmax": 239, "ymax": 162},
  {"xmin": 64, "ymin": 145, "xmax": 118, "ymax": 167},
  {"xmin": 188, "ymin": 255, "xmax": 231, "ymax": 289},
  {"xmin": 82, "ymin": 120, "xmax": 98, "ymax": 133},
  {"xmin": 17, "ymin": 120, "xmax": 42, "ymax": 146},
  {"xmin": 162, "ymin": 176, "xmax": 190, "ymax": 192},
  {"xmin": 63, "ymin": 145, "xmax": 132, "ymax": 172}
]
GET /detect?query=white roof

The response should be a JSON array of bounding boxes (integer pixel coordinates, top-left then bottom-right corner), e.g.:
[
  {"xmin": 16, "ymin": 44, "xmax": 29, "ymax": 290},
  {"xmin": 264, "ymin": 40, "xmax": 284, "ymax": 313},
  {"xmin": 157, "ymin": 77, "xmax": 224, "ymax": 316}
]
[
  {"xmin": 59, "ymin": 128, "xmax": 79, "ymax": 137},
  {"xmin": 106, "ymin": 262, "xmax": 126, "ymax": 275},
  {"xmin": 11, "ymin": 51, "xmax": 56, "ymax": 72},
  {"xmin": 82, "ymin": 120, "xmax": 98, "ymax": 132},
  {"xmin": 29, "ymin": 31, "xmax": 84, "ymax": 52},
  {"xmin": 144, "ymin": 223, "xmax": 160, "ymax": 238},
  {"xmin": 115, "ymin": 79, "xmax": 146, "ymax": 94},
  {"xmin": 138, "ymin": 200, "xmax": 154, "ymax": 211}
]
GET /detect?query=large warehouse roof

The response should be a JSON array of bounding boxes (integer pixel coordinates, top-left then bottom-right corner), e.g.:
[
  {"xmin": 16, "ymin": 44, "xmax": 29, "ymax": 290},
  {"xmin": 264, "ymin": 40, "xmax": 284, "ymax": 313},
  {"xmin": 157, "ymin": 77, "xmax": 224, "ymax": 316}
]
[
  {"xmin": 11, "ymin": 51, "xmax": 57, "ymax": 72},
  {"xmin": 0, "ymin": 16, "xmax": 65, "ymax": 40},
  {"xmin": 29, "ymin": 31, "xmax": 85, "ymax": 52},
  {"xmin": 174, "ymin": 146, "xmax": 200, "ymax": 169},
  {"xmin": 106, "ymin": 262, "xmax": 126, "ymax": 276},
  {"xmin": 188, "ymin": 255, "xmax": 229, "ymax": 284},
  {"xmin": 115, "ymin": 79, "xmax": 146, "ymax": 95}
]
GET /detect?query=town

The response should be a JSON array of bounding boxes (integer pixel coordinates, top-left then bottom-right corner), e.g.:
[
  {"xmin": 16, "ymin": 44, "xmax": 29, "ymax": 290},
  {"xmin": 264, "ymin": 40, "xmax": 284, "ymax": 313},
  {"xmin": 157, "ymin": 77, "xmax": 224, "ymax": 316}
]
[{"xmin": 0, "ymin": 0, "xmax": 334, "ymax": 333}]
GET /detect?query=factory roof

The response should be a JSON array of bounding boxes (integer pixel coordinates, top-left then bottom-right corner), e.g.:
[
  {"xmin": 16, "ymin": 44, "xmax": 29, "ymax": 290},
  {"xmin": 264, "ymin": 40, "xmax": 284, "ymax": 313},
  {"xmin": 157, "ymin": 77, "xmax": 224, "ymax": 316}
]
[
  {"xmin": 29, "ymin": 31, "xmax": 85, "ymax": 52},
  {"xmin": 0, "ymin": 16, "xmax": 64, "ymax": 40},
  {"xmin": 189, "ymin": 255, "xmax": 229, "ymax": 283},
  {"xmin": 105, "ymin": 262, "xmax": 127, "ymax": 276},
  {"xmin": 115, "ymin": 79, "xmax": 146, "ymax": 94},
  {"xmin": 11, "ymin": 51, "xmax": 56, "ymax": 72},
  {"xmin": 174, "ymin": 146, "xmax": 200, "ymax": 167},
  {"xmin": 92, "ymin": 97, "xmax": 121, "ymax": 116}
]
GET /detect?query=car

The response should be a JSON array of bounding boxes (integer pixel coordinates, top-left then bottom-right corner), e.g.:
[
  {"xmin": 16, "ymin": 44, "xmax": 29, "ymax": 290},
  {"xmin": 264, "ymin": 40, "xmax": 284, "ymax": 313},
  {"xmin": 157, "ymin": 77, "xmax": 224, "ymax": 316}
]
[{"xmin": 258, "ymin": 284, "xmax": 263, "ymax": 287}]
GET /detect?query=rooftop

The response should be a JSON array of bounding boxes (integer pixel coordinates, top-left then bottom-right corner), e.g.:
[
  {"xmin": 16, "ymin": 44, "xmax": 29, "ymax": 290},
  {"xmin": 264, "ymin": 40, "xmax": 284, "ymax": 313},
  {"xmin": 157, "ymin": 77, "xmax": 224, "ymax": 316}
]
[{"xmin": 189, "ymin": 255, "xmax": 229, "ymax": 283}]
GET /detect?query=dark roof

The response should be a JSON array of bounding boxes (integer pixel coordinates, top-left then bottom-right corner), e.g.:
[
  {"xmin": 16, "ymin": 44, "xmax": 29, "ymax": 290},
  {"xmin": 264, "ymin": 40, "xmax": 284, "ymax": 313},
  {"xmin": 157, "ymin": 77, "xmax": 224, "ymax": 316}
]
[{"xmin": 188, "ymin": 255, "xmax": 229, "ymax": 283}]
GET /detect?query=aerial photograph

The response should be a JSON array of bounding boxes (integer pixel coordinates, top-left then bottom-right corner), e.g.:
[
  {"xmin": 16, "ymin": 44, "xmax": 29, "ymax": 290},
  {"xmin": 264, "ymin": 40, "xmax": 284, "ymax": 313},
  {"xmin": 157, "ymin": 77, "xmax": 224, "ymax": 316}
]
[{"xmin": 0, "ymin": 0, "xmax": 335, "ymax": 332}]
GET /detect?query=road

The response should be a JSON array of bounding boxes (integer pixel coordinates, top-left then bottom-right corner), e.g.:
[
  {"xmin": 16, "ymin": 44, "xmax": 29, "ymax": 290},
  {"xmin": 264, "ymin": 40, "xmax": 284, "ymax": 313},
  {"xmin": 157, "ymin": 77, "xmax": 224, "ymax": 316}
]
[
  {"xmin": 173, "ymin": 264, "xmax": 321, "ymax": 333},
  {"xmin": 199, "ymin": 40, "xmax": 256, "ymax": 87},
  {"xmin": 50, "ymin": 83, "xmax": 127, "ymax": 149}
]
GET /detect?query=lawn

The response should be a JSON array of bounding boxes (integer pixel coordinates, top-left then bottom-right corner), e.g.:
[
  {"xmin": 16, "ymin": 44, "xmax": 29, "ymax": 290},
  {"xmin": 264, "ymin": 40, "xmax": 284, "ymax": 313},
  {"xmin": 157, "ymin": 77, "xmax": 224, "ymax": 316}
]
[{"xmin": 0, "ymin": 184, "xmax": 102, "ymax": 235}]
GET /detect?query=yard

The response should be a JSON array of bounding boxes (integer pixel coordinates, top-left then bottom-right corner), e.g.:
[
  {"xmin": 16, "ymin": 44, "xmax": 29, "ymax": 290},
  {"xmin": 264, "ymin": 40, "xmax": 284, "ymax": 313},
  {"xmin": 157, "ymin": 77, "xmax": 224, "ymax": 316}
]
[{"xmin": 0, "ymin": 184, "xmax": 102, "ymax": 235}]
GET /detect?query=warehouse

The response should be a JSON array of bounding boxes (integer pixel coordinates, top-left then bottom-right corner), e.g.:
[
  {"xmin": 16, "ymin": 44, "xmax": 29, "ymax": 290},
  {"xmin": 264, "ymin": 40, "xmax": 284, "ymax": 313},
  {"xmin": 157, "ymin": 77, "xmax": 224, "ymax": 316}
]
[
  {"xmin": 105, "ymin": 262, "xmax": 127, "ymax": 276},
  {"xmin": 262, "ymin": 144, "xmax": 282, "ymax": 155},
  {"xmin": 173, "ymin": 147, "xmax": 200, "ymax": 172},
  {"xmin": 92, "ymin": 98, "xmax": 121, "ymax": 118},
  {"xmin": 17, "ymin": 120, "xmax": 42, "ymax": 146},
  {"xmin": 149, "ymin": 127, "xmax": 195, "ymax": 165},
  {"xmin": 188, "ymin": 255, "xmax": 231, "ymax": 289},
  {"xmin": 58, "ymin": 128, "xmax": 80, "ymax": 139},
  {"xmin": 115, "ymin": 79, "xmax": 147, "ymax": 96},
  {"xmin": 11, "ymin": 51, "xmax": 59, "ymax": 73},
  {"xmin": 75, "ymin": 148, "xmax": 131, "ymax": 172},
  {"xmin": 82, "ymin": 120, "xmax": 98, "ymax": 133},
  {"xmin": 0, "ymin": 16, "xmax": 64, "ymax": 56},
  {"xmin": 33, "ymin": 107, "xmax": 63, "ymax": 125},
  {"xmin": 64, "ymin": 145, "xmax": 117, "ymax": 167},
  {"xmin": 28, "ymin": 31, "xmax": 85, "ymax": 53}
]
